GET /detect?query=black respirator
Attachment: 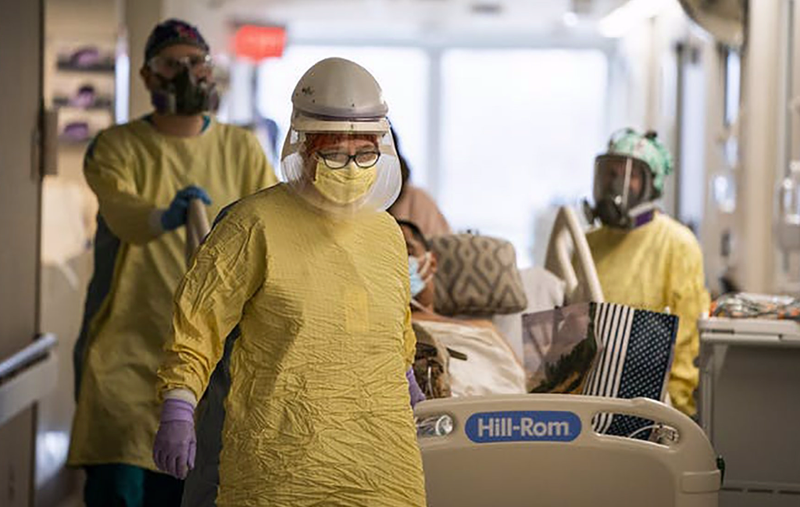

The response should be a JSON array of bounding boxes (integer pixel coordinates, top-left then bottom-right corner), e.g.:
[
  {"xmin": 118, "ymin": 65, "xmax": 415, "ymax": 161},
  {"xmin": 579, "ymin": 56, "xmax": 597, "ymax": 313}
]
[{"xmin": 151, "ymin": 67, "xmax": 219, "ymax": 116}]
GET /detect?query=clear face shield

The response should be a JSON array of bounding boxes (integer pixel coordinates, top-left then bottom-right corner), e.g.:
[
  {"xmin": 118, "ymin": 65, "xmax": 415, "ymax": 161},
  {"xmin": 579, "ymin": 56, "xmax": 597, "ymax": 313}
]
[
  {"xmin": 280, "ymin": 113, "xmax": 401, "ymax": 216},
  {"xmin": 584, "ymin": 154, "xmax": 657, "ymax": 229}
]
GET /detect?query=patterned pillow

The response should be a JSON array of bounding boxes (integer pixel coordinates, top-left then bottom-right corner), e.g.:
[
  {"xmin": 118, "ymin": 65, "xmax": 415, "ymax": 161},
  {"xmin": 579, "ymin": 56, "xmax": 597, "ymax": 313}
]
[{"xmin": 430, "ymin": 234, "xmax": 528, "ymax": 316}]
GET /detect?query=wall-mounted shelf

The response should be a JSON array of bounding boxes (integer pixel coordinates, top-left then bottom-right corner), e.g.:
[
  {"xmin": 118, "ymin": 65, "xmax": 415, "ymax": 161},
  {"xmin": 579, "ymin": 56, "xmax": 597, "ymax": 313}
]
[{"xmin": 56, "ymin": 62, "xmax": 115, "ymax": 75}]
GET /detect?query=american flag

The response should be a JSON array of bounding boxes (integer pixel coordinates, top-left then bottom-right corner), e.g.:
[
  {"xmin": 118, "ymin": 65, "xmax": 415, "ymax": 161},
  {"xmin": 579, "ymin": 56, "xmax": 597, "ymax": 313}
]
[{"xmin": 582, "ymin": 303, "xmax": 679, "ymax": 439}]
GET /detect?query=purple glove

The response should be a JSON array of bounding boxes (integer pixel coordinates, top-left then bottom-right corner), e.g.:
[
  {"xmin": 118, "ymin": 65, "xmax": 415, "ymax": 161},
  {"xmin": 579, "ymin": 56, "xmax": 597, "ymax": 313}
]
[
  {"xmin": 153, "ymin": 398, "xmax": 196, "ymax": 479},
  {"xmin": 407, "ymin": 368, "xmax": 426, "ymax": 408}
]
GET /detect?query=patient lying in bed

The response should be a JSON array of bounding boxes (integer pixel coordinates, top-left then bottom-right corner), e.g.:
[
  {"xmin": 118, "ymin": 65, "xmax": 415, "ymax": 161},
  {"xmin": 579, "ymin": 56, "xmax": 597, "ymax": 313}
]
[{"xmin": 398, "ymin": 220, "xmax": 527, "ymax": 398}]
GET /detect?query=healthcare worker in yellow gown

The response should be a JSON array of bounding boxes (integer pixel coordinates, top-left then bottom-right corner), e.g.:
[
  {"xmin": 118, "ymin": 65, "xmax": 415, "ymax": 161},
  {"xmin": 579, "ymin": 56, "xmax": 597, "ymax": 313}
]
[
  {"xmin": 152, "ymin": 57, "xmax": 427, "ymax": 507},
  {"xmin": 583, "ymin": 129, "xmax": 710, "ymax": 417},
  {"xmin": 68, "ymin": 19, "xmax": 277, "ymax": 507}
]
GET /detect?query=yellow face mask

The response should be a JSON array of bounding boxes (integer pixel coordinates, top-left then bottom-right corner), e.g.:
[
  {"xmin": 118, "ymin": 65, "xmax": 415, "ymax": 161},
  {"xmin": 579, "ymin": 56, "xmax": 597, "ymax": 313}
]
[{"xmin": 313, "ymin": 160, "xmax": 377, "ymax": 205}]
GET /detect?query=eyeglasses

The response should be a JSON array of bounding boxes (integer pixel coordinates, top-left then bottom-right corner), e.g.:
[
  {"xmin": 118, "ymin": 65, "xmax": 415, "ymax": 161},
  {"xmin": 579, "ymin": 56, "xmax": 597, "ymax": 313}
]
[
  {"xmin": 148, "ymin": 54, "xmax": 213, "ymax": 75},
  {"xmin": 316, "ymin": 150, "xmax": 381, "ymax": 169}
]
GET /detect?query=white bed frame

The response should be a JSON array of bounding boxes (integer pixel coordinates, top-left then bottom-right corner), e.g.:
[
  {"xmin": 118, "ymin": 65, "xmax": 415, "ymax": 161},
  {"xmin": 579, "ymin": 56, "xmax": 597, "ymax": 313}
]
[{"xmin": 416, "ymin": 394, "xmax": 720, "ymax": 507}]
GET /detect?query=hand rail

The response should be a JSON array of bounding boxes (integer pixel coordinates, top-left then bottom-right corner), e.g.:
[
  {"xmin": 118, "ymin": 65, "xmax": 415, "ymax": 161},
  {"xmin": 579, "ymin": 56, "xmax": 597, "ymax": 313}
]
[
  {"xmin": 0, "ymin": 333, "xmax": 57, "ymax": 380},
  {"xmin": 0, "ymin": 333, "xmax": 59, "ymax": 427},
  {"xmin": 544, "ymin": 206, "xmax": 604, "ymax": 303}
]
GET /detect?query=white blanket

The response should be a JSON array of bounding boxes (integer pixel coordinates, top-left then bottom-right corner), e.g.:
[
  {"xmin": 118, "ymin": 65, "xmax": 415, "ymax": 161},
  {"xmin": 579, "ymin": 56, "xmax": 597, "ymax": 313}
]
[{"xmin": 417, "ymin": 320, "xmax": 527, "ymax": 397}]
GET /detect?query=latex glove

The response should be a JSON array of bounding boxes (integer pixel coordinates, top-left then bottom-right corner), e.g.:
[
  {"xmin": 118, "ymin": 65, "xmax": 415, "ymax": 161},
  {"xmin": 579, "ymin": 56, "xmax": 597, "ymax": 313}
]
[
  {"xmin": 160, "ymin": 186, "xmax": 212, "ymax": 231},
  {"xmin": 153, "ymin": 398, "xmax": 196, "ymax": 479},
  {"xmin": 407, "ymin": 368, "xmax": 426, "ymax": 408}
]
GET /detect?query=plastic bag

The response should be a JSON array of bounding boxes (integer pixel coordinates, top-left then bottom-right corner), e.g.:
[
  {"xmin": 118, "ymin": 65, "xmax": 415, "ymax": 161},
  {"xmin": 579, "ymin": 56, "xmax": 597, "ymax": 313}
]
[
  {"xmin": 521, "ymin": 303, "xmax": 601, "ymax": 394},
  {"xmin": 712, "ymin": 292, "xmax": 800, "ymax": 320}
]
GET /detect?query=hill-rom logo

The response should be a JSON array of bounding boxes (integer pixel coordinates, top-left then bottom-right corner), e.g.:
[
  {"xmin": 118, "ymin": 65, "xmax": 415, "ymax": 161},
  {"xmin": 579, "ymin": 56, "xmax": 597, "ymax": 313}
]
[{"xmin": 465, "ymin": 411, "xmax": 581, "ymax": 443}]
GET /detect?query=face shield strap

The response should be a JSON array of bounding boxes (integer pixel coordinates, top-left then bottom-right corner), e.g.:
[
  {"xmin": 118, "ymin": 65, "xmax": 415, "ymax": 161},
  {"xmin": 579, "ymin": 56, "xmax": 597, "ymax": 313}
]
[{"xmin": 621, "ymin": 157, "xmax": 633, "ymax": 210}]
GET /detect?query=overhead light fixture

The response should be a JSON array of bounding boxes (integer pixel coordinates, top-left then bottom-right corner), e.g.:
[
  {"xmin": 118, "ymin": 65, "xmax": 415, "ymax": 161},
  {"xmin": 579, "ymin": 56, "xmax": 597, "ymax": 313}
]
[
  {"xmin": 598, "ymin": 0, "xmax": 673, "ymax": 38},
  {"xmin": 563, "ymin": 11, "xmax": 579, "ymax": 28},
  {"xmin": 471, "ymin": 2, "xmax": 503, "ymax": 15}
]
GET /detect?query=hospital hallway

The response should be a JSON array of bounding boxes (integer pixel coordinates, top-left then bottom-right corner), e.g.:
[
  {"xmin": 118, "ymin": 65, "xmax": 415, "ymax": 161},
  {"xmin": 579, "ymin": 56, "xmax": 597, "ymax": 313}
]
[{"xmin": 1, "ymin": 0, "xmax": 799, "ymax": 506}]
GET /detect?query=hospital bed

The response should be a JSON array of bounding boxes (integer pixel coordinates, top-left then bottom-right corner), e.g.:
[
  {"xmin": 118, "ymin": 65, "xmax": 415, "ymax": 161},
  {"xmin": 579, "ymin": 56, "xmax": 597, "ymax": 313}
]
[
  {"xmin": 417, "ymin": 208, "xmax": 720, "ymax": 506},
  {"xmin": 416, "ymin": 394, "xmax": 721, "ymax": 507}
]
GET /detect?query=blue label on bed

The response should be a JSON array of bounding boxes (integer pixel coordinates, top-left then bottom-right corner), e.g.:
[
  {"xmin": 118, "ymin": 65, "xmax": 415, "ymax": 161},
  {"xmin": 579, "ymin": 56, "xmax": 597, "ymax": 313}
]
[{"xmin": 465, "ymin": 411, "xmax": 581, "ymax": 443}]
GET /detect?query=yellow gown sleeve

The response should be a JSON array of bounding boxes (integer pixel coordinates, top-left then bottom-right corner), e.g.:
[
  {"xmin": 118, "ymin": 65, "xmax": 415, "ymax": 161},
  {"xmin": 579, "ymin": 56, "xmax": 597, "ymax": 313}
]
[
  {"xmin": 83, "ymin": 132, "xmax": 161, "ymax": 244},
  {"xmin": 157, "ymin": 209, "xmax": 267, "ymax": 401},
  {"xmin": 667, "ymin": 238, "xmax": 711, "ymax": 416}
]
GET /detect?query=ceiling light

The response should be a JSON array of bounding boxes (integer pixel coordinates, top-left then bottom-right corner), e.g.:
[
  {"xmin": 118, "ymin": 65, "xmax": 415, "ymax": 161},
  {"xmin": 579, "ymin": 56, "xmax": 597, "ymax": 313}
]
[{"xmin": 598, "ymin": 0, "xmax": 673, "ymax": 38}]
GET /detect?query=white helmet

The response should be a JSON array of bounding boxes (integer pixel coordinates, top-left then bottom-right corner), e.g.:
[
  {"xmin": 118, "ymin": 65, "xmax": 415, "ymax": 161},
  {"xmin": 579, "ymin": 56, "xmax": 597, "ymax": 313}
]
[{"xmin": 281, "ymin": 57, "xmax": 401, "ymax": 215}]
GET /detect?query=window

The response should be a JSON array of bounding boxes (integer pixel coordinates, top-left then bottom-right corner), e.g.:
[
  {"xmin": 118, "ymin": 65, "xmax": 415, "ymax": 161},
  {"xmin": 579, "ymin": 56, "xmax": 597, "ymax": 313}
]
[
  {"xmin": 438, "ymin": 49, "xmax": 608, "ymax": 266},
  {"xmin": 724, "ymin": 49, "xmax": 741, "ymax": 127}
]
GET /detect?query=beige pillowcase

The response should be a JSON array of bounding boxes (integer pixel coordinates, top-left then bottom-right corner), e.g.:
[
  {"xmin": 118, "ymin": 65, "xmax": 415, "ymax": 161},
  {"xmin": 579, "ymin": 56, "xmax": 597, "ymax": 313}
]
[{"xmin": 430, "ymin": 234, "xmax": 528, "ymax": 316}]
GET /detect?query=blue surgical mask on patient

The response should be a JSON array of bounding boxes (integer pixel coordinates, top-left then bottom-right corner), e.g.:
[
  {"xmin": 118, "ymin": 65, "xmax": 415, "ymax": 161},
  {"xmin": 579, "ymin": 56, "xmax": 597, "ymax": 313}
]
[{"xmin": 408, "ymin": 257, "xmax": 426, "ymax": 298}]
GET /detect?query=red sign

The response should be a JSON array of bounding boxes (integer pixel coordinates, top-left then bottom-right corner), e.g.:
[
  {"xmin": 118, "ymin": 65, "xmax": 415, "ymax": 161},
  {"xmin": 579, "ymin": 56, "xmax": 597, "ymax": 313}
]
[{"xmin": 233, "ymin": 25, "xmax": 286, "ymax": 61}]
